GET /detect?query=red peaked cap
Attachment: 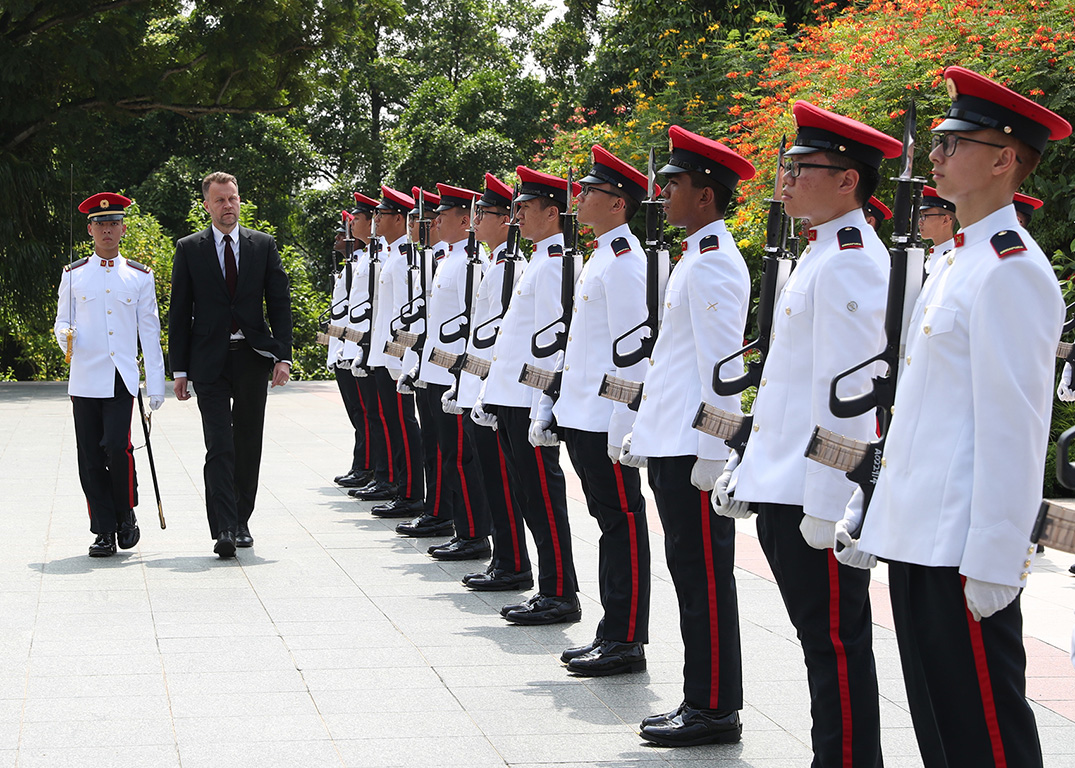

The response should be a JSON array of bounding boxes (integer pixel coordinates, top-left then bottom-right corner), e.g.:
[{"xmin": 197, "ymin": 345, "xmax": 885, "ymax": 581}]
[
  {"xmin": 435, "ymin": 183, "xmax": 481, "ymax": 212},
  {"xmin": 581, "ymin": 145, "xmax": 651, "ymax": 204},
  {"xmin": 660, "ymin": 125, "xmax": 756, "ymax": 192},
  {"xmin": 477, "ymin": 173, "xmax": 513, "ymax": 210},
  {"xmin": 352, "ymin": 192, "xmax": 378, "ymax": 215},
  {"xmin": 515, "ymin": 166, "xmax": 582, "ymax": 208},
  {"xmin": 921, "ymin": 186, "xmax": 956, "ymax": 213},
  {"xmin": 341, "ymin": 209, "xmax": 354, "ymax": 223},
  {"xmin": 410, "ymin": 187, "xmax": 441, "ymax": 211},
  {"xmin": 787, "ymin": 101, "xmax": 902, "ymax": 169},
  {"xmin": 378, "ymin": 185, "xmax": 415, "ymax": 214},
  {"xmin": 79, "ymin": 192, "xmax": 132, "ymax": 221},
  {"xmin": 1013, "ymin": 192, "xmax": 1044, "ymax": 220},
  {"xmin": 864, "ymin": 196, "xmax": 892, "ymax": 221},
  {"xmin": 936, "ymin": 66, "xmax": 1071, "ymax": 154}
]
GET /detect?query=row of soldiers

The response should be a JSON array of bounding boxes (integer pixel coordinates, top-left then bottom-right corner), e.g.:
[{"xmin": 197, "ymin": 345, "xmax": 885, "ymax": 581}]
[{"xmin": 323, "ymin": 65, "xmax": 1069, "ymax": 765}]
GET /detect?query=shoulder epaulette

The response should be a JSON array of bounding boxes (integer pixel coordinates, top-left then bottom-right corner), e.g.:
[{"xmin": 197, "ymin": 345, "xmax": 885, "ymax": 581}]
[
  {"xmin": 991, "ymin": 230, "xmax": 1027, "ymax": 259},
  {"xmin": 611, "ymin": 237, "xmax": 632, "ymax": 257},
  {"xmin": 699, "ymin": 235, "xmax": 720, "ymax": 254},
  {"xmin": 837, "ymin": 227, "xmax": 864, "ymax": 250},
  {"xmin": 64, "ymin": 257, "xmax": 89, "ymax": 272},
  {"xmin": 547, "ymin": 244, "xmax": 564, "ymax": 257},
  {"xmin": 125, "ymin": 259, "xmax": 151, "ymax": 273}
]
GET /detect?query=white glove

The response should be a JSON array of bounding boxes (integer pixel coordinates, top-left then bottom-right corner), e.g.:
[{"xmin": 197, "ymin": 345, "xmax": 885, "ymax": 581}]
[
  {"xmin": 349, "ymin": 350, "xmax": 367, "ymax": 378},
  {"xmin": 964, "ymin": 577, "xmax": 1020, "ymax": 622},
  {"xmin": 441, "ymin": 386, "xmax": 463, "ymax": 415},
  {"xmin": 529, "ymin": 418, "xmax": 559, "ymax": 447},
  {"xmin": 56, "ymin": 327, "xmax": 75, "ymax": 351},
  {"xmin": 833, "ymin": 488, "xmax": 876, "ymax": 569},
  {"xmin": 618, "ymin": 433, "xmax": 646, "ymax": 468},
  {"xmin": 1059, "ymin": 363, "xmax": 1075, "ymax": 402},
  {"xmin": 397, "ymin": 365, "xmax": 418, "ymax": 395},
  {"xmin": 713, "ymin": 452, "xmax": 752, "ymax": 518},
  {"xmin": 149, "ymin": 395, "xmax": 165, "ymax": 411},
  {"xmin": 690, "ymin": 458, "xmax": 725, "ymax": 492},
  {"xmin": 471, "ymin": 399, "xmax": 497, "ymax": 430},
  {"xmin": 799, "ymin": 514, "xmax": 837, "ymax": 550}
]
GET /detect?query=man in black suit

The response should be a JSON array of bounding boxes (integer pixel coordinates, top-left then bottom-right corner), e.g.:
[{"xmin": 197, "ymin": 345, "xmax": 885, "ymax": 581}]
[{"xmin": 169, "ymin": 171, "xmax": 293, "ymax": 558}]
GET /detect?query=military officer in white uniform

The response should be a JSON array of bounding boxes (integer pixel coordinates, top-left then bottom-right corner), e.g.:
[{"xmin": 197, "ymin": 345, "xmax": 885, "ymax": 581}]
[
  {"xmin": 716, "ymin": 102, "xmax": 902, "ymax": 767},
  {"xmin": 532, "ymin": 145, "xmax": 650, "ymax": 676},
  {"xmin": 840, "ymin": 65, "xmax": 1070, "ymax": 768},
  {"xmin": 54, "ymin": 193, "xmax": 166, "ymax": 557},
  {"xmin": 622, "ymin": 126, "xmax": 754, "ymax": 746},
  {"xmin": 919, "ymin": 185, "xmax": 957, "ymax": 278}
]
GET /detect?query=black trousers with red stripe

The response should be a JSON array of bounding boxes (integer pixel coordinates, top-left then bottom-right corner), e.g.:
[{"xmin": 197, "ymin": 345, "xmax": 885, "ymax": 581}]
[
  {"xmin": 648, "ymin": 456, "xmax": 742, "ymax": 711},
  {"xmin": 334, "ymin": 365, "xmax": 370, "ymax": 474},
  {"xmin": 498, "ymin": 406, "xmax": 577, "ymax": 596},
  {"xmin": 888, "ymin": 562, "xmax": 1042, "ymax": 768},
  {"xmin": 564, "ymin": 427, "xmax": 650, "ymax": 644},
  {"xmin": 425, "ymin": 383, "xmax": 491, "ymax": 539},
  {"xmin": 471, "ymin": 418, "xmax": 528, "ymax": 573},
  {"xmin": 414, "ymin": 385, "xmax": 450, "ymax": 519},
  {"xmin": 356, "ymin": 372, "xmax": 391, "ymax": 485},
  {"xmin": 756, "ymin": 503, "xmax": 881, "ymax": 768},
  {"xmin": 71, "ymin": 369, "xmax": 137, "ymax": 535},
  {"xmin": 372, "ymin": 367, "xmax": 423, "ymax": 500}
]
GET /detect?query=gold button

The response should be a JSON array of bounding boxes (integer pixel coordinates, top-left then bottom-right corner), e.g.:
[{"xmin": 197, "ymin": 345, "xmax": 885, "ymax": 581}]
[
  {"xmin": 923, "ymin": 307, "xmax": 928, "ymax": 315},
  {"xmin": 642, "ymin": 394, "xmax": 647, "ymax": 400},
  {"xmin": 906, "ymin": 356, "xmax": 911, "ymax": 365},
  {"xmin": 752, "ymin": 424, "xmax": 759, "ymax": 432},
  {"xmin": 492, "ymin": 355, "xmax": 497, "ymax": 361},
  {"xmin": 666, "ymin": 301, "xmax": 672, "ymax": 308},
  {"xmin": 107, "ymin": 309, "xmax": 112, "ymax": 315},
  {"xmin": 785, "ymin": 307, "xmax": 791, "ymax": 315},
  {"xmin": 110, "ymin": 351, "xmax": 114, "ymax": 356},
  {"xmin": 1020, "ymin": 573, "xmax": 1027, "ymax": 580},
  {"xmin": 565, "ymin": 365, "xmax": 570, "ymax": 371},
  {"xmin": 1024, "ymin": 559, "xmax": 1032, "ymax": 568},
  {"xmin": 126, "ymin": 298, "xmax": 131, "ymax": 302},
  {"xmin": 568, "ymin": 335, "xmax": 572, "ymax": 342},
  {"xmin": 947, "ymin": 255, "xmax": 954, "ymax": 265},
  {"xmin": 517, "ymin": 289, "xmax": 521, "ymax": 295},
  {"xmin": 649, "ymin": 358, "xmax": 654, "ymax": 366},
  {"xmin": 1027, "ymin": 546, "xmax": 1036, "ymax": 555},
  {"xmin": 760, "ymin": 378, "xmax": 767, "ymax": 386},
  {"xmin": 573, "ymin": 307, "xmax": 577, "ymax": 313},
  {"xmin": 583, "ymin": 294, "xmax": 589, "ymax": 301},
  {"xmin": 923, "ymin": 325, "xmax": 931, "ymax": 335},
  {"xmin": 106, "ymin": 289, "xmax": 111, "ymax": 293},
  {"xmin": 890, "ymin": 406, "xmax": 895, "ymax": 415},
  {"xmin": 881, "ymin": 458, "xmax": 887, "ymax": 467},
  {"xmin": 109, "ymin": 331, "xmax": 113, "ymax": 335}
]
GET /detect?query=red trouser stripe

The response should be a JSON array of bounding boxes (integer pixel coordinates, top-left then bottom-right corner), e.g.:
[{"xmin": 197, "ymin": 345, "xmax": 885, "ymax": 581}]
[
  {"xmin": 496, "ymin": 433, "xmax": 523, "ymax": 570},
  {"xmin": 455, "ymin": 414, "xmax": 475, "ymax": 535},
  {"xmin": 376, "ymin": 384, "xmax": 394, "ymax": 483},
  {"xmin": 432, "ymin": 445, "xmax": 444, "ymax": 517},
  {"xmin": 827, "ymin": 553, "xmax": 854, "ymax": 768},
  {"xmin": 962, "ymin": 576, "xmax": 1009, "ymax": 768},
  {"xmin": 396, "ymin": 392, "xmax": 413, "ymax": 497},
  {"xmin": 534, "ymin": 446, "xmax": 563, "ymax": 595},
  {"xmin": 699, "ymin": 490, "xmax": 720, "ymax": 707},
  {"xmin": 126, "ymin": 426, "xmax": 135, "ymax": 508},
  {"xmin": 612, "ymin": 463, "xmax": 639, "ymax": 642},
  {"xmin": 356, "ymin": 381, "xmax": 370, "ymax": 468}
]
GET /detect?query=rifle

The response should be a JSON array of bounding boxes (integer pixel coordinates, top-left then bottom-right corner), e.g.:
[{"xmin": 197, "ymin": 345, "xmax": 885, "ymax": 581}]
[
  {"xmin": 435, "ymin": 196, "xmax": 482, "ymax": 390},
  {"xmin": 473, "ymin": 183, "xmax": 522, "ymax": 350},
  {"xmin": 1032, "ymin": 427, "xmax": 1075, "ymax": 554},
  {"xmin": 63, "ymin": 165, "xmax": 75, "ymax": 363},
  {"xmin": 691, "ymin": 137, "xmax": 796, "ymax": 454},
  {"xmin": 136, "ymin": 388, "xmax": 165, "ymax": 529},
  {"xmin": 802, "ymin": 103, "xmax": 927, "ymax": 529},
  {"xmin": 348, "ymin": 215, "xmax": 382, "ymax": 363},
  {"xmin": 320, "ymin": 211, "xmax": 355, "ymax": 346},
  {"xmin": 1055, "ymin": 302, "xmax": 1075, "ymax": 361}
]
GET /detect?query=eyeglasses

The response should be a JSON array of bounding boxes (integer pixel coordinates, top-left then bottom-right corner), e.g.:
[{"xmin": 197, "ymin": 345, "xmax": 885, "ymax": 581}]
[
  {"xmin": 578, "ymin": 184, "xmax": 622, "ymax": 199},
  {"xmin": 475, "ymin": 209, "xmax": 509, "ymax": 221},
  {"xmin": 930, "ymin": 133, "xmax": 1016, "ymax": 159},
  {"xmin": 920, "ymin": 211, "xmax": 951, "ymax": 219},
  {"xmin": 781, "ymin": 160, "xmax": 849, "ymax": 178}
]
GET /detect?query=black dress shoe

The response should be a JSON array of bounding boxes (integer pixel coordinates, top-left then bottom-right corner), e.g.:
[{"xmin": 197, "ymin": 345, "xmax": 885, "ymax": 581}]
[
  {"xmin": 336, "ymin": 470, "xmax": 373, "ymax": 488},
  {"xmin": 641, "ymin": 701, "xmax": 687, "ymax": 729},
  {"xmin": 88, "ymin": 532, "xmax": 117, "ymax": 558},
  {"xmin": 214, "ymin": 531, "xmax": 237, "ymax": 558},
  {"xmin": 371, "ymin": 497, "xmax": 426, "ymax": 518},
  {"xmin": 640, "ymin": 706, "xmax": 742, "ymax": 746},
  {"xmin": 396, "ymin": 514, "xmax": 454, "ymax": 538},
  {"xmin": 117, "ymin": 509, "xmax": 140, "ymax": 550},
  {"xmin": 566, "ymin": 640, "xmax": 646, "ymax": 676},
  {"xmin": 464, "ymin": 568, "xmax": 534, "ymax": 592},
  {"xmin": 350, "ymin": 482, "xmax": 396, "ymax": 501},
  {"xmin": 504, "ymin": 593, "xmax": 581, "ymax": 624},
  {"xmin": 235, "ymin": 527, "xmax": 253, "ymax": 548},
  {"xmin": 429, "ymin": 536, "xmax": 491, "ymax": 561},
  {"xmin": 559, "ymin": 636, "xmax": 600, "ymax": 663}
]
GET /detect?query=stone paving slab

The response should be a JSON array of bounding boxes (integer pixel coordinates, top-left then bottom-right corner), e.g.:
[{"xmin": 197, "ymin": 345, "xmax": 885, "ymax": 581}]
[{"xmin": 1, "ymin": 380, "xmax": 1073, "ymax": 767}]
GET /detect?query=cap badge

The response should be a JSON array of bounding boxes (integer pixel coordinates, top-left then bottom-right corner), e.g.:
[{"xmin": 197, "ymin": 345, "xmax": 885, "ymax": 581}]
[
  {"xmin": 101, "ymin": 200, "xmax": 110, "ymax": 209},
  {"xmin": 946, "ymin": 78, "xmax": 958, "ymax": 99}
]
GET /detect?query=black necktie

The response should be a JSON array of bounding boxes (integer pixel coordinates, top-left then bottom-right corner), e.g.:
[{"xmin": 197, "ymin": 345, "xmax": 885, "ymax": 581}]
[{"xmin": 223, "ymin": 234, "xmax": 239, "ymax": 332}]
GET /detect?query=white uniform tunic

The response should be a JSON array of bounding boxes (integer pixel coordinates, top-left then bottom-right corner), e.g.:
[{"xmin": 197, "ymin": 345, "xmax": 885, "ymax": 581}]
[
  {"xmin": 552, "ymin": 222, "xmax": 648, "ymax": 448},
  {"xmin": 343, "ymin": 239, "xmax": 380, "ymax": 363},
  {"xmin": 860, "ymin": 206, "xmax": 1063, "ymax": 587},
  {"xmin": 326, "ymin": 260, "xmax": 352, "ymax": 368},
  {"xmin": 631, "ymin": 220, "xmax": 750, "ymax": 460},
  {"xmin": 55, "ymin": 253, "xmax": 166, "ymax": 399},
  {"xmin": 418, "ymin": 238, "xmax": 488, "ymax": 387},
  {"xmin": 367, "ymin": 236, "xmax": 409, "ymax": 373},
  {"xmin": 458, "ymin": 246, "xmax": 523, "ymax": 408},
  {"xmin": 733, "ymin": 209, "xmax": 888, "ymax": 519}
]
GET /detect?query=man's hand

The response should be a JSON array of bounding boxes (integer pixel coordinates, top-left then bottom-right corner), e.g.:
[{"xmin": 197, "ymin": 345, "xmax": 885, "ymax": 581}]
[
  {"xmin": 173, "ymin": 376, "xmax": 191, "ymax": 401},
  {"xmin": 799, "ymin": 514, "xmax": 836, "ymax": 550},
  {"xmin": 690, "ymin": 458, "xmax": 726, "ymax": 492},
  {"xmin": 149, "ymin": 395, "xmax": 165, "ymax": 411},
  {"xmin": 833, "ymin": 488, "xmax": 877, "ymax": 569},
  {"xmin": 529, "ymin": 419, "xmax": 559, "ymax": 447},
  {"xmin": 271, "ymin": 361, "xmax": 291, "ymax": 388},
  {"xmin": 1059, "ymin": 362, "xmax": 1075, "ymax": 402},
  {"xmin": 712, "ymin": 453, "xmax": 752, "ymax": 519},
  {"xmin": 471, "ymin": 399, "xmax": 497, "ymax": 430},
  {"xmin": 964, "ymin": 578, "xmax": 1020, "ymax": 621},
  {"xmin": 441, "ymin": 386, "xmax": 463, "ymax": 415},
  {"xmin": 56, "ymin": 327, "xmax": 75, "ymax": 352},
  {"xmin": 617, "ymin": 433, "xmax": 646, "ymax": 469}
]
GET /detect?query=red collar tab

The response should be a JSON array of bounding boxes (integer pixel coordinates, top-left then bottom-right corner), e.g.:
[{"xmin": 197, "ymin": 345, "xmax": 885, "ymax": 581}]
[
  {"xmin": 807, "ymin": 229, "xmax": 818, "ymax": 241},
  {"xmin": 954, "ymin": 232, "xmax": 966, "ymax": 248},
  {"xmin": 681, "ymin": 241, "xmax": 689, "ymax": 253},
  {"xmin": 991, "ymin": 230, "xmax": 1028, "ymax": 259},
  {"xmin": 99, "ymin": 259, "xmax": 114, "ymax": 267}
]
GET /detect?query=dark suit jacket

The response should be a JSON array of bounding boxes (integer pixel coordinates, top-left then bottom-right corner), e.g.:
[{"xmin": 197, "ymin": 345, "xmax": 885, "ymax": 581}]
[{"xmin": 169, "ymin": 226, "xmax": 293, "ymax": 382}]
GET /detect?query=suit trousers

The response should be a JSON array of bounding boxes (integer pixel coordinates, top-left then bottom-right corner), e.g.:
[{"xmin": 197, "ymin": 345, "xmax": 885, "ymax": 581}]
[
  {"xmin": 564, "ymin": 427, "xmax": 650, "ymax": 644},
  {"xmin": 415, "ymin": 385, "xmax": 450, "ymax": 518},
  {"xmin": 498, "ymin": 406, "xmax": 577, "ymax": 596},
  {"xmin": 648, "ymin": 456, "xmax": 742, "ymax": 710},
  {"xmin": 355, "ymin": 372, "xmax": 391, "ymax": 485},
  {"xmin": 72, "ymin": 369, "xmax": 137, "ymax": 534},
  {"xmin": 888, "ymin": 562, "xmax": 1042, "ymax": 768},
  {"xmin": 755, "ymin": 503, "xmax": 881, "ymax": 768},
  {"xmin": 194, "ymin": 341, "xmax": 271, "ymax": 537},
  {"xmin": 471, "ymin": 418, "xmax": 528, "ymax": 573},
  {"xmin": 425, "ymin": 383, "xmax": 491, "ymax": 539},
  {"xmin": 334, "ymin": 365, "xmax": 370, "ymax": 474},
  {"xmin": 372, "ymin": 367, "xmax": 422, "ymax": 500}
]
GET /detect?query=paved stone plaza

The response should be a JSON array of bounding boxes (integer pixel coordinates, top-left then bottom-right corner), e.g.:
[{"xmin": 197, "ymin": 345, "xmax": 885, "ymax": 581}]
[{"xmin": 1, "ymin": 380, "xmax": 1073, "ymax": 767}]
